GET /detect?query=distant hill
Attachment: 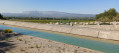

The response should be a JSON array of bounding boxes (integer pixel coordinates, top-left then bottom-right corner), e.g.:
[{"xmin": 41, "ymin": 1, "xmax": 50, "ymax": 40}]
[{"xmin": 2, "ymin": 11, "xmax": 95, "ymax": 18}]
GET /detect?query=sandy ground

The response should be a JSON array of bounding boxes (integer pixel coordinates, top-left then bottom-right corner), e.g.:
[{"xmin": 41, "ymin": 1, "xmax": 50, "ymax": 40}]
[{"xmin": 0, "ymin": 33, "xmax": 103, "ymax": 53}]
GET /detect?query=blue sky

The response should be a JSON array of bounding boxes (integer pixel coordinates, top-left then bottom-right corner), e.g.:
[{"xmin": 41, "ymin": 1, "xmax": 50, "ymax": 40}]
[{"xmin": 0, "ymin": 0, "xmax": 119, "ymax": 14}]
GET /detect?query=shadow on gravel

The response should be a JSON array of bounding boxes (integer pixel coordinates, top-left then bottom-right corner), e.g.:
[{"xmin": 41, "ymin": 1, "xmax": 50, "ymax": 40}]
[
  {"xmin": 0, "ymin": 42, "xmax": 15, "ymax": 53},
  {"xmin": 0, "ymin": 33, "xmax": 23, "ymax": 53},
  {"xmin": 0, "ymin": 50, "xmax": 5, "ymax": 53},
  {"xmin": 0, "ymin": 33, "xmax": 23, "ymax": 40}
]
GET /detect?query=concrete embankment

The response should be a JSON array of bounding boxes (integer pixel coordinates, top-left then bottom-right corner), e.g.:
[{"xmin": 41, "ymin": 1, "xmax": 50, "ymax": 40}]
[
  {"xmin": 75, "ymin": 25, "xmax": 119, "ymax": 31},
  {"xmin": 0, "ymin": 20, "xmax": 119, "ymax": 41}
]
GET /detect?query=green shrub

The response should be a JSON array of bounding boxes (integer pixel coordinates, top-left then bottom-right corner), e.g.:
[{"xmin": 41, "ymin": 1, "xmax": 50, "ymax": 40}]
[
  {"xmin": 100, "ymin": 22, "xmax": 111, "ymax": 25},
  {"xmin": 35, "ymin": 44, "xmax": 39, "ymax": 48},
  {"xmin": 3, "ymin": 29, "xmax": 13, "ymax": 33},
  {"xmin": 30, "ymin": 46, "xmax": 34, "ymax": 48},
  {"xmin": 18, "ymin": 38, "xmax": 22, "ymax": 41},
  {"xmin": 5, "ymin": 37, "xmax": 8, "ymax": 41},
  {"xmin": 88, "ymin": 24, "xmax": 96, "ymax": 25}
]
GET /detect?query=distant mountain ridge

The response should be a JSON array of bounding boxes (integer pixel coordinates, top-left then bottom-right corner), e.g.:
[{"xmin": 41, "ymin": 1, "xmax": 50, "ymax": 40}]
[{"xmin": 2, "ymin": 11, "xmax": 95, "ymax": 18}]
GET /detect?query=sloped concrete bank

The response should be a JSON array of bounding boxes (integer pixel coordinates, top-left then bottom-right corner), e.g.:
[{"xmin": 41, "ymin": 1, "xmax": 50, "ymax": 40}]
[
  {"xmin": 0, "ymin": 20, "xmax": 119, "ymax": 41},
  {"xmin": 76, "ymin": 25, "xmax": 119, "ymax": 31}
]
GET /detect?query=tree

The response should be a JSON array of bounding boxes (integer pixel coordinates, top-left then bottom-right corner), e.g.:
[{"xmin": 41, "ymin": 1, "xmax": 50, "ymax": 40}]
[
  {"xmin": 95, "ymin": 8, "xmax": 117, "ymax": 22},
  {"xmin": 113, "ymin": 14, "xmax": 119, "ymax": 21},
  {"xmin": 107, "ymin": 8, "xmax": 117, "ymax": 19},
  {"xmin": 0, "ymin": 13, "xmax": 4, "ymax": 19}
]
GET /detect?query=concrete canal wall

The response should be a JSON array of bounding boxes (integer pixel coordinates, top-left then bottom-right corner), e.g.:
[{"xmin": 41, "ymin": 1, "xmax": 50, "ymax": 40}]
[
  {"xmin": 75, "ymin": 25, "xmax": 119, "ymax": 31},
  {"xmin": 0, "ymin": 20, "xmax": 119, "ymax": 40}
]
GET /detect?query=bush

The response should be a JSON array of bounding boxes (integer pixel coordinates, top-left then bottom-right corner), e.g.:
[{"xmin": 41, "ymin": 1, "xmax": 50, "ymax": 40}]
[
  {"xmin": 0, "ymin": 29, "xmax": 3, "ymax": 32},
  {"xmin": 3, "ymin": 29, "xmax": 13, "ymax": 33},
  {"xmin": 100, "ymin": 22, "xmax": 111, "ymax": 25},
  {"xmin": 5, "ymin": 37, "xmax": 8, "ymax": 41},
  {"xmin": 88, "ymin": 24, "xmax": 97, "ymax": 25},
  {"xmin": 35, "ymin": 44, "xmax": 39, "ymax": 48}
]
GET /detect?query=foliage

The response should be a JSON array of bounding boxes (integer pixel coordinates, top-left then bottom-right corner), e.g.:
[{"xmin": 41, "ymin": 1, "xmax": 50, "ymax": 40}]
[
  {"xmin": 113, "ymin": 14, "xmax": 119, "ymax": 21},
  {"xmin": 17, "ymin": 38, "xmax": 22, "ymax": 41},
  {"xmin": 4, "ymin": 16, "xmax": 95, "ymax": 24},
  {"xmin": 9, "ymin": 19, "xmax": 94, "ymax": 24},
  {"xmin": 95, "ymin": 8, "xmax": 118, "ymax": 22},
  {"xmin": 35, "ymin": 44, "xmax": 39, "ymax": 48},
  {"xmin": 0, "ymin": 13, "xmax": 5, "ymax": 19},
  {"xmin": 100, "ymin": 22, "xmax": 111, "ymax": 25},
  {"xmin": 3, "ymin": 29, "xmax": 13, "ymax": 33},
  {"xmin": 5, "ymin": 37, "xmax": 8, "ymax": 41}
]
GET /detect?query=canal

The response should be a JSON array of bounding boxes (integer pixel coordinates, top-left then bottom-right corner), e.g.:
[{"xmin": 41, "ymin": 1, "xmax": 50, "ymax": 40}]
[{"xmin": 0, "ymin": 25, "xmax": 119, "ymax": 53}]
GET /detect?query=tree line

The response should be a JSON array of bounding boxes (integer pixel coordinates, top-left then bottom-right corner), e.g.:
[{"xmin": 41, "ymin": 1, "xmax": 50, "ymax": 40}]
[
  {"xmin": 95, "ymin": 8, "xmax": 119, "ymax": 22},
  {"xmin": 5, "ymin": 17, "xmax": 93, "ymax": 20}
]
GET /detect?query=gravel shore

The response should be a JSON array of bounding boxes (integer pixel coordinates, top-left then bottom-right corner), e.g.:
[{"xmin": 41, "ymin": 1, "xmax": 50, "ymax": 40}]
[{"xmin": 0, "ymin": 33, "xmax": 103, "ymax": 53}]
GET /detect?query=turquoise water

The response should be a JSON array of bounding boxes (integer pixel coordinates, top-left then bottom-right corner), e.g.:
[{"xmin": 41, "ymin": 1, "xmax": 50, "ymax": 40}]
[{"xmin": 0, "ymin": 25, "xmax": 119, "ymax": 53}]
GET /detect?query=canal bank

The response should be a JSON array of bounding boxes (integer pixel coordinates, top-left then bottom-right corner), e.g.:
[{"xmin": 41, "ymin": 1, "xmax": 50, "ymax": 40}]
[
  {"xmin": 2, "ymin": 24, "xmax": 119, "ymax": 45},
  {"xmin": 1, "ymin": 33, "xmax": 103, "ymax": 53},
  {"xmin": 0, "ymin": 25, "xmax": 119, "ymax": 53},
  {"xmin": 0, "ymin": 20, "xmax": 119, "ymax": 40}
]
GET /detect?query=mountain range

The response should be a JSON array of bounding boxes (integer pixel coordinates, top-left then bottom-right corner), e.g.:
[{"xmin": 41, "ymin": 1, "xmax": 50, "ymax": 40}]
[{"xmin": 2, "ymin": 11, "xmax": 95, "ymax": 18}]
